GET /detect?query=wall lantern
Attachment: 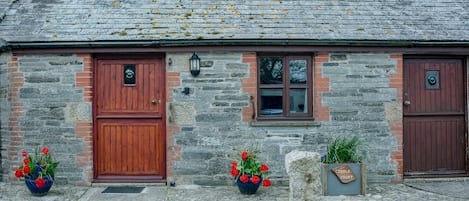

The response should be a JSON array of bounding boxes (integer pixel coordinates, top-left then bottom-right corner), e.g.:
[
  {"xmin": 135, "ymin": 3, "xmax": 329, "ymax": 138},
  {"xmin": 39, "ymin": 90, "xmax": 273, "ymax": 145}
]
[{"xmin": 189, "ymin": 52, "xmax": 201, "ymax": 77}]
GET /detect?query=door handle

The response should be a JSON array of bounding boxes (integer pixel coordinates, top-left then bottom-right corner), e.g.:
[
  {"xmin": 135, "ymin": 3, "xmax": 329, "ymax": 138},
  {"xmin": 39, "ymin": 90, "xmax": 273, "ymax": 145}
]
[
  {"xmin": 403, "ymin": 100, "xmax": 411, "ymax": 107},
  {"xmin": 151, "ymin": 99, "xmax": 160, "ymax": 105}
]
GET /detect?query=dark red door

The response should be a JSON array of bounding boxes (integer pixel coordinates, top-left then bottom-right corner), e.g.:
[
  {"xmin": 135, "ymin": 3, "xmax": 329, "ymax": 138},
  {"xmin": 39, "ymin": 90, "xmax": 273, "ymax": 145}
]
[
  {"xmin": 94, "ymin": 56, "xmax": 165, "ymax": 182},
  {"xmin": 403, "ymin": 57, "xmax": 467, "ymax": 177}
]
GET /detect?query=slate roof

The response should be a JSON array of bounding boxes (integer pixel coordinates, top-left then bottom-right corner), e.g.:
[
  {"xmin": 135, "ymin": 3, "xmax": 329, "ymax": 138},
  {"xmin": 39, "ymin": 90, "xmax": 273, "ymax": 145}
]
[{"xmin": 0, "ymin": 0, "xmax": 468, "ymax": 43}]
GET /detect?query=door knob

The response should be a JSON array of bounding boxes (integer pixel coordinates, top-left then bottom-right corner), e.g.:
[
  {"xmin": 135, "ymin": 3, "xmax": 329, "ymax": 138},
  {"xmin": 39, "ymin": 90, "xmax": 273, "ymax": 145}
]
[
  {"xmin": 151, "ymin": 99, "xmax": 159, "ymax": 105},
  {"xmin": 403, "ymin": 100, "xmax": 411, "ymax": 106}
]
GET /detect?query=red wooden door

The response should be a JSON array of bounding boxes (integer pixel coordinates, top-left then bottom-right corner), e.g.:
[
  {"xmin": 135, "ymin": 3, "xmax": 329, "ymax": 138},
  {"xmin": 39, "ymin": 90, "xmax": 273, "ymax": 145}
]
[
  {"xmin": 403, "ymin": 57, "xmax": 467, "ymax": 177},
  {"xmin": 94, "ymin": 56, "xmax": 165, "ymax": 182}
]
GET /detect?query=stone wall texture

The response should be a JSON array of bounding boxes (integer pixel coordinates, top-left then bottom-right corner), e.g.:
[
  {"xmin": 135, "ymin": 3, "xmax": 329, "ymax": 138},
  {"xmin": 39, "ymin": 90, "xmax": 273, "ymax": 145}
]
[
  {"xmin": 0, "ymin": 53, "xmax": 92, "ymax": 184},
  {"xmin": 0, "ymin": 51, "xmax": 11, "ymax": 182},
  {"xmin": 0, "ymin": 51, "xmax": 403, "ymax": 185},
  {"xmin": 167, "ymin": 52, "xmax": 402, "ymax": 185}
]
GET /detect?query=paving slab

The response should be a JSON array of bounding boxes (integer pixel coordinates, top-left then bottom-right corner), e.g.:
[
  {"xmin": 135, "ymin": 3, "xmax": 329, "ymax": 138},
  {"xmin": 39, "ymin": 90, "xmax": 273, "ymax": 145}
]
[
  {"xmin": 405, "ymin": 181, "xmax": 469, "ymax": 200},
  {"xmin": 0, "ymin": 183, "xmax": 87, "ymax": 201},
  {"xmin": 1, "ymin": 181, "xmax": 468, "ymax": 201},
  {"xmin": 166, "ymin": 185, "xmax": 288, "ymax": 201}
]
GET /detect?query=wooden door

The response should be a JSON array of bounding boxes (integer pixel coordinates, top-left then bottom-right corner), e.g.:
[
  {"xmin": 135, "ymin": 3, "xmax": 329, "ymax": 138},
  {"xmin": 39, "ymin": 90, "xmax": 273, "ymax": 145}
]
[
  {"xmin": 403, "ymin": 57, "xmax": 467, "ymax": 177},
  {"xmin": 94, "ymin": 56, "xmax": 165, "ymax": 182}
]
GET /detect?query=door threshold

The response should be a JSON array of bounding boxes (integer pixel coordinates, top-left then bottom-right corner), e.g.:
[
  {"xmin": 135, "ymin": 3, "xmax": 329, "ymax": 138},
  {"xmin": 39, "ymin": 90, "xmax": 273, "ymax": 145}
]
[{"xmin": 404, "ymin": 176, "xmax": 469, "ymax": 184}]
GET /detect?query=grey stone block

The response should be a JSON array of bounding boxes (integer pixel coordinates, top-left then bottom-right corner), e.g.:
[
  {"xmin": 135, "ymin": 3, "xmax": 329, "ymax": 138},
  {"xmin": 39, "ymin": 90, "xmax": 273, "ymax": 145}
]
[
  {"xmin": 19, "ymin": 88, "xmax": 41, "ymax": 98},
  {"xmin": 285, "ymin": 150, "xmax": 322, "ymax": 201},
  {"xmin": 25, "ymin": 75, "xmax": 60, "ymax": 83},
  {"xmin": 323, "ymin": 62, "xmax": 339, "ymax": 66},
  {"xmin": 330, "ymin": 54, "xmax": 347, "ymax": 61},
  {"xmin": 182, "ymin": 151, "xmax": 214, "ymax": 160},
  {"xmin": 195, "ymin": 113, "xmax": 241, "ymax": 122}
]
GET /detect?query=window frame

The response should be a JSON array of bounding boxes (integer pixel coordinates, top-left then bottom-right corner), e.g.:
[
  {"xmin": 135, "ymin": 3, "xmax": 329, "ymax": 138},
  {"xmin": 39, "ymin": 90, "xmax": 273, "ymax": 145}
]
[{"xmin": 256, "ymin": 53, "xmax": 314, "ymax": 121}]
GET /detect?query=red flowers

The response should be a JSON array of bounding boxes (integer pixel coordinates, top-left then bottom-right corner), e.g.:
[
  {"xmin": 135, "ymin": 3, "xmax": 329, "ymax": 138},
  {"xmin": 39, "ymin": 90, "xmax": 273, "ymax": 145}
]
[
  {"xmin": 231, "ymin": 149, "xmax": 271, "ymax": 189},
  {"xmin": 13, "ymin": 146, "xmax": 59, "ymax": 186},
  {"xmin": 239, "ymin": 174, "xmax": 249, "ymax": 183},
  {"xmin": 260, "ymin": 164, "xmax": 269, "ymax": 173},
  {"xmin": 250, "ymin": 175, "xmax": 260, "ymax": 184},
  {"xmin": 241, "ymin": 151, "xmax": 248, "ymax": 160},
  {"xmin": 231, "ymin": 161, "xmax": 239, "ymax": 177},
  {"xmin": 35, "ymin": 177, "xmax": 45, "ymax": 188},
  {"xmin": 23, "ymin": 166, "xmax": 31, "ymax": 174},
  {"xmin": 15, "ymin": 169, "xmax": 23, "ymax": 178},
  {"xmin": 41, "ymin": 147, "xmax": 49, "ymax": 155},
  {"xmin": 262, "ymin": 179, "xmax": 272, "ymax": 187},
  {"xmin": 231, "ymin": 168, "xmax": 239, "ymax": 177}
]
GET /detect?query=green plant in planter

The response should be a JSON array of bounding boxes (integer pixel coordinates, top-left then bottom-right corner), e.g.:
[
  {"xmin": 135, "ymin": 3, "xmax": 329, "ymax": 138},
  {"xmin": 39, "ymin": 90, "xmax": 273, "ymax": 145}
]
[
  {"xmin": 321, "ymin": 135, "xmax": 363, "ymax": 164},
  {"xmin": 320, "ymin": 135, "xmax": 366, "ymax": 196}
]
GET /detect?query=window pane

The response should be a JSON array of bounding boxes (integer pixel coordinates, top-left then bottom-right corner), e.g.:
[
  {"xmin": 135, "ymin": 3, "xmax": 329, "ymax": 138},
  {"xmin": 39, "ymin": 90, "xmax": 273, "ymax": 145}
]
[
  {"xmin": 289, "ymin": 59, "xmax": 307, "ymax": 84},
  {"xmin": 289, "ymin": 89, "xmax": 307, "ymax": 113},
  {"xmin": 260, "ymin": 57, "xmax": 283, "ymax": 84},
  {"xmin": 260, "ymin": 89, "xmax": 283, "ymax": 115}
]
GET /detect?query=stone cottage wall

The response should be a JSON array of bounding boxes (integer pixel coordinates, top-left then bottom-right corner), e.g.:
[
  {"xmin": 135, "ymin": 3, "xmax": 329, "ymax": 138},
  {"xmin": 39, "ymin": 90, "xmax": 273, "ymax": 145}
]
[
  {"xmin": 0, "ymin": 51, "xmax": 402, "ymax": 185},
  {"xmin": 0, "ymin": 53, "xmax": 92, "ymax": 184},
  {"xmin": 166, "ymin": 52, "xmax": 402, "ymax": 185},
  {"xmin": 0, "ymin": 51, "xmax": 11, "ymax": 182}
]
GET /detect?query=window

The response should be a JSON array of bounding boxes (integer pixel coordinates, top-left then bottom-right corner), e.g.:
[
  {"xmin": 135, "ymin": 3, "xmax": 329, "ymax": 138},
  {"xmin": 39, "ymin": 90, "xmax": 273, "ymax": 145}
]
[{"xmin": 257, "ymin": 54, "xmax": 313, "ymax": 120}]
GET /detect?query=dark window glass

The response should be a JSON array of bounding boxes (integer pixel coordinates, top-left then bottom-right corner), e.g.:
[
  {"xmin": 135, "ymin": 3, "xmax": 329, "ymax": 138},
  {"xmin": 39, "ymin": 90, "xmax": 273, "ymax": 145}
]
[
  {"xmin": 289, "ymin": 89, "xmax": 307, "ymax": 114},
  {"xmin": 260, "ymin": 57, "xmax": 283, "ymax": 84},
  {"xmin": 290, "ymin": 60, "xmax": 307, "ymax": 84},
  {"xmin": 258, "ymin": 55, "xmax": 313, "ymax": 120},
  {"xmin": 260, "ymin": 89, "xmax": 283, "ymax": 115}
]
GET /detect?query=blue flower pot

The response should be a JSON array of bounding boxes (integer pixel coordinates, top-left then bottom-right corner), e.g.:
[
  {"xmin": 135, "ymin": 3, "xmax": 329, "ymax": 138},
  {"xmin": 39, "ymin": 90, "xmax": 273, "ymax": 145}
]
[
  {"xmin": 24, "ymin": 175, "xmax": 54, "ymax": 196},
  {"xmin": 236, "ymin": 177, "xmax": 262, "ymax": 194}
]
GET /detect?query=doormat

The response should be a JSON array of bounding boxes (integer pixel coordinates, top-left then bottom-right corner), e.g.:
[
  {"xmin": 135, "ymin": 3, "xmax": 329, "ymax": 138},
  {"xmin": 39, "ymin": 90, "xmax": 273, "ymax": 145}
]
[{"xmin": 102, "ymin": 186, "xmax": 145, "ymax": 194}]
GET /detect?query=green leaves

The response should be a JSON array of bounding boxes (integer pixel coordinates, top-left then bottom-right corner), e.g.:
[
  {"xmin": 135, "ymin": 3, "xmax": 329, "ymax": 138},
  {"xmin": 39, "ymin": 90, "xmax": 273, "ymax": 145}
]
[
  {"xmin": 232, "ymin": 147, "xmax": 270, "ymax": 181},
  {"xmin": 15, "ymin": 146, "xmax": 59, "ymax": 179},
  {"xmin": 322, "ymin": 135, "xmax": 363, "ymax": 164}
]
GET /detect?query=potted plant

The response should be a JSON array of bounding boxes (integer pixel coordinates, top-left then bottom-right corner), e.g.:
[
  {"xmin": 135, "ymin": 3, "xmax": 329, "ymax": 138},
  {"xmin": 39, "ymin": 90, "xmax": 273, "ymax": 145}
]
[
  {"xmin": 320, "ymin": 135, "xmax": 366, "ymax": 196},
  {"xmin": 230, "ymin": 148, "xmax": 271, "ymax": 194},
  {"xmin": 14, "ymin": 147, "xmax": 59, "ymax": 196}
]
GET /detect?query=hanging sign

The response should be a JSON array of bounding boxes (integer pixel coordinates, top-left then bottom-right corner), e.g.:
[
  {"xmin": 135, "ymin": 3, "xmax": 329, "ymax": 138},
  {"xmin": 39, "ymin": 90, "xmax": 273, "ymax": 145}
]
[{"xmin": 331, "ymin": 165, "xmax": 356, "ymax": 184}]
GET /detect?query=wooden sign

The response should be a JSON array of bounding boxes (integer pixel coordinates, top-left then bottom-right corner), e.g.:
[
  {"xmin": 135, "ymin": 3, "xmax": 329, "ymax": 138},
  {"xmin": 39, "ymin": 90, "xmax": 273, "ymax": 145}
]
[{"xmin": 331, "ymin": 165, "xmax": 356, "ymax": 184}]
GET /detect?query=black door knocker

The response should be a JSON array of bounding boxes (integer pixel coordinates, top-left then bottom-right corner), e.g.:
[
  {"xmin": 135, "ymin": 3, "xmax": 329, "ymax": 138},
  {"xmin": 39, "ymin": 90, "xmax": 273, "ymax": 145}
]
[
  {"xmin": 124, "ymin": 64, "xmax": 136, "ymax": 85},
  {"xmin": 425, "ymin": 71, "xmax": 439, "ymax": 89}
]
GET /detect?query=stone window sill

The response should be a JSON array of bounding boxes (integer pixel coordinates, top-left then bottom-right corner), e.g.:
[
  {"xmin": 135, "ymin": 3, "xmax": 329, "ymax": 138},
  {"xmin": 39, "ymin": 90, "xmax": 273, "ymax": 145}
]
[{"xmin": 249, "ymin": 121, "xmax": 321, "ymax": 127}]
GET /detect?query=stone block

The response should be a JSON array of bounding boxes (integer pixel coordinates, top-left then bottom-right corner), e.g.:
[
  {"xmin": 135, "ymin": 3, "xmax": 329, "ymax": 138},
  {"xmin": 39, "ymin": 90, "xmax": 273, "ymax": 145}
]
[
  {"xmin": 171, "ymin": 102, "xmax": 196, "ymax": 126},
  {"xmin": 65, "ymin": 103, "xmax": 91, "ymax": 122},
  {"xmin": 195, "ymin": 113, "xmax": 239, "ymax": 122},
  {"xmin": 200, "ymin": 61, "xmax": 213, "ymax": 67},
  {"xmin": 182, "ymin": 151, "xmax": 214, "ymax": 160},
  {"xmin": 285, "ymin": 150, "xmax": 322, "ymax": 201},
  {"xmin": 166, "ymin": 53, "xmax": 191, "ymax": 72},
  {"xmin": 322, "ymin": 62, "xmax": 339, "ymax": 66},
  {"xmin": 207, "ymin": 158, "xmax": 231, "ymax": 175},
  {"xmin": 19, "ymin": 88, "xmax": 41, "ymax": 98},
  {"xmin": 25, "ymin": 75, "xmax": 60, "ymax": 83},
  {"xmin": 330, "ymin": 54, "xmax": 347, "ymax": 61},
  {"xmin": 385, "ymin": 101, "xmax": 402, "ymax": 122}
]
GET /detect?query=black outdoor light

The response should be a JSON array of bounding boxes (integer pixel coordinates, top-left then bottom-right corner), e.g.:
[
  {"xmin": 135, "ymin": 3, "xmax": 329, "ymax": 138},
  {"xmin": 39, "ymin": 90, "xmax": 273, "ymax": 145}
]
[{"xmin": 189, "ymin": 52, "xmax": 200, "ymax": 77}]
